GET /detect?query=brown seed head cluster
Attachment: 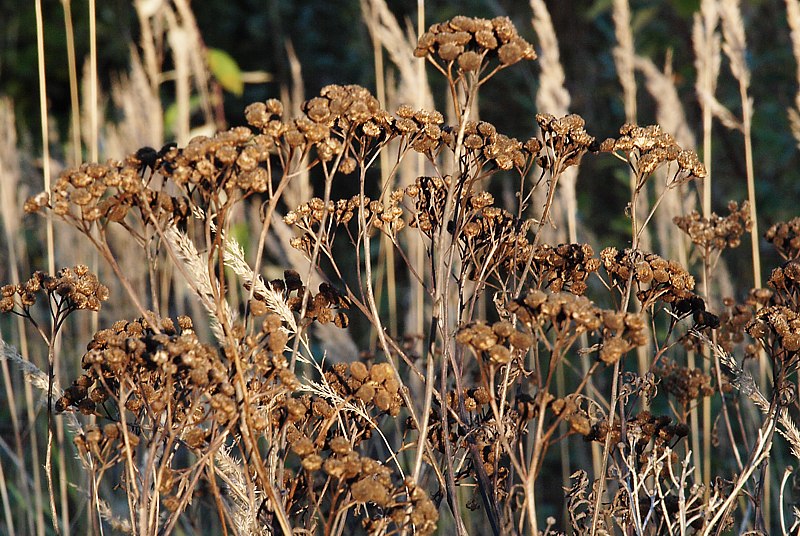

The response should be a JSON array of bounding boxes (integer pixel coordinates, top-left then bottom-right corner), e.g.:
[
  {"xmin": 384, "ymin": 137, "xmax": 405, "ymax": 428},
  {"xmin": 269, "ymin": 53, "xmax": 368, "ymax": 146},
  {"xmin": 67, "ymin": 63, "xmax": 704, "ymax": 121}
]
[
  {"xmin": 656, "ymin": 360, "xmax": 714, "ymax": 408},
  {"xmin": 551, "ymin": 395, "xmax": 593, "ymax": 436},
  {"xmin": 586, "ymin": 411, "xmax": 688, "ymax": 466},
  {"xmin": 394, "ymin": 105, "xmax": 447, "ymax": 155},
  {"xmin": 767, "ymin": 259, "xmax": 800, "ymax": 308},
  {"xmin": 505, "ymin": 290, "xmax": 646, "ymax": 364},
  {"xmin": 321, "ymin": 361, "xmax": 404, "ymax": 416},
  {"xmin": 445, "ymin": 386, "xmax": 493, "ymax": 414},
  {"xmin": 406, "ymin": 175, "xmax": 449, "ymax": 236},
  {"xmin": 601, "ymin": 248, "xmax": 697, "ymax": 309},
  {"xmin": 536, "ymin": 113, "xmax": 595, "ymax": 171},
  {"xmin": 160, "ymin": 127, "xmax": 273, "ymax": 191},
  {"xmin": 522, "ymin": 243, "xmax": 602, "ymax": 295},
  {"xmin": 285, "ymin": 426, "xmax": 438, "ymax": 535},
  {"xmin": 24, "ymin": 156, "xmax": 191, "ymax": 228},
  {"xmin": 285, "ymin": 189, "xmax": 407, "ymax": 250},
  {"xmin": 717, "ymin": 295, "xmax": 759, "ymax": 359},
  {"xmin": 57, "ymin": 315, "xmax": 232, "ymax": 420},
  {"xmin": 766, "ymin": 217, "xmax": 800, "ymax": 260},
  {"xmin": 747, "ymin": 305, "xmax": 800, "ymax": 362},
  {"xmin": 599, "ymin": 124, "xmax": 706, "ymax": 189},
  {"xmin": 460, "ymin": 201, "xmax": 532, "ymax": 282},
  {"xmin": 673, "ymin": 201, "xmax": 752, "ymax": 252},
  {"xmin": 260, "ymin": 270, "xmax": 351, "ymax": 329},
  {"xmin": 414, "ymin": 16, "xmax": 536, "ymax": 73},
  {"xmin": 462, "ymin": 120, "xmax": 534, "ymax": 171},
  {"xmin": 0, "ymin": 265, "xmax": 109, "ymax": 313},
  {"xmin": 457, "ymin": 320, "xmax": 533, "ymax": 365}
]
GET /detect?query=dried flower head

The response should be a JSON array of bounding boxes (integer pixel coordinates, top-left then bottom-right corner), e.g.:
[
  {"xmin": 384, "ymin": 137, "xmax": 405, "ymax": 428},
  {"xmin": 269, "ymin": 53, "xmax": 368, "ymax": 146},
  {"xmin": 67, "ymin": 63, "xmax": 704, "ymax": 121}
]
[
  {"xmin": 599, "ymin": 123, "xmax": 706, "ymax": 192},
  {"xmin": 414, "ymin": 16, "xmax": 536, "ymax": 80},
  {"xmin": 674, "ymin": 201, "xmax": 752, "ymax": 253}
]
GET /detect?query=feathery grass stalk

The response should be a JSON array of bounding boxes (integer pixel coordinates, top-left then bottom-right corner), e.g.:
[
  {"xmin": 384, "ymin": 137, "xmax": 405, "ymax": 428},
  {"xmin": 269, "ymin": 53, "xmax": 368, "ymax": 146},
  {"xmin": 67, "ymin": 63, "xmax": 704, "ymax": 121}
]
[
  {"xmin": 364, "ymin": 0, "xmax": 398, "ymax": 339},
  {"xmin": 719, "ymin": 0, "xmax": 759, "ymax": 290},
  {"xmin": 787, "ymin": 0, "xmax": 800, "ymax": 147},
  {"xmin": 530, "ymin": 1, "xmax": 580, "ymax": 524},
  {"xmin": 720, "ymin": 0, "xmax": 767, "ymax": 521},
  {"xmin": 692, "ymin": 0, "xmax": 721, "ymax": 507}
]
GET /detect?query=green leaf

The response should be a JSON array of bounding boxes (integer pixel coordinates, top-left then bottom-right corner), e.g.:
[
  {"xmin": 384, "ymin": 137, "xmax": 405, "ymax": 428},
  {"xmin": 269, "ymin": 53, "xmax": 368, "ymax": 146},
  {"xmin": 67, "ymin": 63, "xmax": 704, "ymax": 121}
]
[
  {"xmin": 208, "ymin": 48, "xmax": 244, "ymax": 96},
  {"xmin": 163, "ymin": 95, "xmax": 202, "ymax": 138}
]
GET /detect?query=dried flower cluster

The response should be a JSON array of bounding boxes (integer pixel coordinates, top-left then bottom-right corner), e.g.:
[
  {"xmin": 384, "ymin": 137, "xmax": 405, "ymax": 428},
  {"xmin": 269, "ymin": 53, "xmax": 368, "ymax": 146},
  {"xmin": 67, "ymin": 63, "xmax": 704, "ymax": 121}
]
[
  {"xmin": 673, "ymin": 200, "xmax": 752, "ymax": 252},
  {"xmin": 601, "ymin": 247, "xmax": 700, "ymax": 310},
  {"xmin": 457, "ymin": 320, "xmax": 533, "ymax": 365},
  {"xmin": 717, "ymin": 294, "xmax": 760, "ymax": 358},
  {"xmin": 747, "ymin": 305, "xmax": 800, "ymax": 362},
  {"xmin": 320, "ymin": 361, "xmax": 405, "ymax": 416},
  {"xmin": 599, "ymin": 123, "xmax": 707, "ymax": 190},
  {"xmin": 522, "ymin": 242, "xmax": 601, "ymax": 295},
  {"xmin": 414, "ymin": 16, "xmax": 536, "ymax": 72},
  {"xmin": 656, "ymin": 360, "xmax": 715, "ymax": 408},
  {"xmin": 765, "ymin": 217, "xmax": 800, "ymax": 260},
  {"xmin": 1, "ymin": 265, "xmax": 109, "ymax": 313},
  {"xmin": 506, "ymin": 289, "xmax": 647, "ymax": 364},
  {"xmin": 536, "ymin": 113, "xmax": 595, "ymax": 171},
  {"xmin": 462, "ymin": 119, "xmax": 538, "ymax": 171}
]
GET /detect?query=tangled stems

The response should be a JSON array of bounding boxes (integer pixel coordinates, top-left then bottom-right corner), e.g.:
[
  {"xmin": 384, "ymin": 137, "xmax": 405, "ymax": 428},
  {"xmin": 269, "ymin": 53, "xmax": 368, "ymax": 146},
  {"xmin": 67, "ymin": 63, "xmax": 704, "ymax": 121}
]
[{"xmin": 11, "ymin": 13, "xmax": 784, "ymax": 536}]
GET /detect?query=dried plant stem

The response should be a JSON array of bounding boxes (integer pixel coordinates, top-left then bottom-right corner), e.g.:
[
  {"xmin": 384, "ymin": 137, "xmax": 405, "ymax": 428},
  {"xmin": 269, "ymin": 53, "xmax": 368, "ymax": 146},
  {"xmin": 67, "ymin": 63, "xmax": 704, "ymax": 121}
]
[
  {"xmin": 61, "ymin": 0, "xmax": 82, "ymax": 164},
  {"xmin": 741, "ymin": 95, "xmax": 760, "ymax": 291},
  {"xmin": 35, "ymin": 1, "xmax": 58, "ymax": 534},
  {"xmin": 367, "ymin": 11, "xmax": 399, "ymax": 338}
]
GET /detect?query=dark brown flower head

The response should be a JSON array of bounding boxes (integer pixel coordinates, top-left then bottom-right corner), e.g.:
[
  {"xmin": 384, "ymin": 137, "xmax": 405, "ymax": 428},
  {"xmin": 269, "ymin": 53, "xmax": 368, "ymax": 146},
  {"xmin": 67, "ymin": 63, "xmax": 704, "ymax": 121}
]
[
  {"xmin": 657, "ymin": 360, "xmax": 714, "ymax": 407},
  {"xmin": 673, "ymin": 201, "xmax": 752, "ymax": 253},
  {"xmin": 414, "ymin": 16, "xmax": 535, "ymax": 78},
  {"xmin": 601, "ymin": 248, "xmax": 696, "ymax": 308},
  {"xmin": 766, "ymin": 217, "xmax": 800, "ymax": 260},
  {"xmin": 536, "ymin": 114, "xmax": 595, "ymax": 171},
  {"xmin": 0, "ymin": 266, "xmax": 109, "ymax": 314},
  {"xmin": 600, "ymin": 123, "xmax": 705, "ymax": 191},
  {"xmin": 517, "ymin": 243, "xmax": 601, "ymax": 295},
  {"xmin": 747, "ymin": 305, "xmax": 800, "ymax": 363}
]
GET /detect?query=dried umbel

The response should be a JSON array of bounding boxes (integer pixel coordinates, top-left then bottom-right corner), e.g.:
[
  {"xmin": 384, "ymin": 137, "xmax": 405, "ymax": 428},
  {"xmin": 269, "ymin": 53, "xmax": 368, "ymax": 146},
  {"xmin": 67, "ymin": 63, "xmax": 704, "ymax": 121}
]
[
  {"xmin": 673, "ymin": 200, "xmax": 752, "ymax": 253},
  {"xmin": 460, "ymin": 119, "xmax": 538, "ymax": 171},
  {"xmin": 0, "ymin": 265, "xmax": 109, "ymax": 313},
  {"xmin": 585, "ymin": 411, "xmax": 688, "ymax": 463},
  {"xmin": 457, "ymin": 320, "xmax": 533, "ymax": 365},
  {"xmin": 320, "ymin": 361, "xmax": 404, "ymax": 417},
  {"xmin": 716, "ymin": 295, "xmax": 759, "ymax": 358},
  {"xmin": 656, "ymin": 360, "xmax": 715, "ymax": 408},
  {"xmin": 767, "ymin": 259, "xmax": 800, "ymax": 308},
  {"xmin": 505, "ymin": 289, "xmax": 647, "ymax": 365},
  {"xmin": 157, "ymin": 127, "xmax": 273, "ymax": 193},
  {"xmin": 765, "ymin": 217, "xmax": 800, "ymax": 260},
  {"xmin": 24, "ymin": 156, "xmax": 191, "ymax": 229},
  {"xmin": 59, "ymin": 315, "xmax": 229, "ymax": 419},
  {"xmin": 521, "ymin": 242, "xmax": 602, "ymax": 295},
  {"xmin": 536, "ymin": 113, "xmax": 595, "ymax": 171},
  {"xmin": 600, "ymin": 247, "xmax": 698, "ymax": 309},
  {"xmin": 414, "ymin": 16, "xmax": 536, "ymax": 76},
  {"xmin": 406, "ymin": 175, "xmax": 449, "ymax": 236},
  {"xmin": 460, "ymin": 202, "xmax": 533, "ymax": 282},
  {"xmin": 747, "ymin": 305, "xmax": 800, "ymax": 366},
  {"xmin": 285, "ymin": 189, "xmax": 407, "ymax": 249},
  {"xmin": 599, "ymin": 123, "xmax": 706, "ymax": 191}
]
